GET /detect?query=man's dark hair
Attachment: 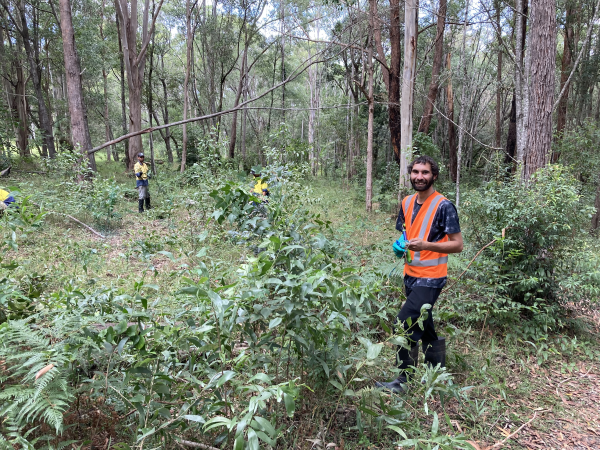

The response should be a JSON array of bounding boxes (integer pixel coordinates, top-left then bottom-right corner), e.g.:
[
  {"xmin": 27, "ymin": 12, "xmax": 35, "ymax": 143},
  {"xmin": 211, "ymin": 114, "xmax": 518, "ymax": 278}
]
[{"xmin": 408, "ymin": 155, "xmax": 439, "ymax": 178}]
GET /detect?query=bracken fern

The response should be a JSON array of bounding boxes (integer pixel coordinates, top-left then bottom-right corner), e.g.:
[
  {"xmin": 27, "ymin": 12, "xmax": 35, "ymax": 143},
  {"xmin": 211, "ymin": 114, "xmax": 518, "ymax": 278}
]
[{"xmin": 0, "ymin": 319, "xmax": 74, "ymax": 435}]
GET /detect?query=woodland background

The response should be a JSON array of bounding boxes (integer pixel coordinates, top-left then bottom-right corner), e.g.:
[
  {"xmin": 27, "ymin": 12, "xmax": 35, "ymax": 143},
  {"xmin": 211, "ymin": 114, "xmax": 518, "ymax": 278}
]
[{"xmin": 1, "ymin": 0, "xmax": 600, "ymax": 449}]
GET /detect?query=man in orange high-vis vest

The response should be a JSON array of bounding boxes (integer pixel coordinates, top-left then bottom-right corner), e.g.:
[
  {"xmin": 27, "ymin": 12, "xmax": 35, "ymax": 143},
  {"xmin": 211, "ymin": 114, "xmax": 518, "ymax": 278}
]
[{"xmin": 376, "ymin": 155, "xmax": 463, "ymax": 394}]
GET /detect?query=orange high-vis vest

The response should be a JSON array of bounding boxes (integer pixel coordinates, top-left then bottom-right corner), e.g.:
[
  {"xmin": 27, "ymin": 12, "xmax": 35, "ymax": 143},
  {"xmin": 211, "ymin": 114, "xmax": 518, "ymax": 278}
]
[{"xmin": 402, "ymin": 192, "xmax": 449, "ymax": 278}]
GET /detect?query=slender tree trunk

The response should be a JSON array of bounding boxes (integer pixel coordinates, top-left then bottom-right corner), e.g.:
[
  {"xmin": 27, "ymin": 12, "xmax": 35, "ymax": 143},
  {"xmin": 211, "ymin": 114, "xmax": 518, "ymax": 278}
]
[
  {"xmin": 456, "ymin": 0, "xmax": 470, "ymax": 208},
  {"xmin": 116, "ymin": 11, "xmax": 130, "ymax": 167},
  {"xmin": 523, "ymin": 0, "xmax": 556, "ymax": 180},
  {"xmin": 59, "ymin": 0, "xmax": 96, "ymax": 172},
  {"xmin": 100, "ymin": 0, "xmax": 116, "ymax": 162},
  {"xmin": 505, "ymin": 93, "xmax": 517, "ymax": 166},
  {"xmin": 515, "ymin": 0, "xmax": 528, "ymax": 165},
  {"xmin": 181, "ymin": 0, "xmax": 194, "ymax": 172},
  {"xmin": 241, "ymin": 60, "xmax": 248, "ymax": 163},
  {"xmin": 228, "ymin": 42, "xmax": 248, "ymax": 159},
  {"xmin": 148, "ymin": 26, "xmax": 155, "ymax": 173},
  {"xmin": 592, "ymin": 182, "xmax": 600, "ymax": 229},
  {"xmin": 418, "ymin": 0, "xmax": 446, "ymax": 134},
  {"xmin": 494, "ymin": 0, "xmax": 503, "ymax": 148},
  {"xmin": 308, "ymin": 62, "xmax": 316, "ymax": 174},
  {"xmin": 159, "ymin": 55, "xmax": 174, "ymax": 163},
  {"xmin": 399, "ymin": 0, "xmax": 417, "ymax": 195},
  {"xmin": 366, "ymin": 0, "xmax": 375, "ymax": 212},
  {"xmin": 280, "ymin": 0, "xmax": 285, "ymax": 123},
  {"xmin": 446, "ymin": 53, "xmax": 457, "ymax": 182},
  {"xmin": 0, "ymin": 20, "xmax": 28, "ymax": 156},
  {"xmin": 15, "ymin": 0, "xmax": 55, "ymax": 157},
  {"xmin": 388, "ymin": 0, "xmax": 401, "ymax": 162},
  {"xmin": 553, "ymin": 2, "xmax": 574, "ymax": 162},
  {"xmin": 114, "ymin": 0, "xmax": 164, "ymax": 169}
]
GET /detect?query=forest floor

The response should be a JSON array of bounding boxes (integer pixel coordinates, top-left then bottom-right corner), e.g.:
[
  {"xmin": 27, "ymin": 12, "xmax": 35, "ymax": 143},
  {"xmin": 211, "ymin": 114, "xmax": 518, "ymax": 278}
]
[{"xmin": 3, "ymin": 164, "xmax": 600, "ymax": 449}]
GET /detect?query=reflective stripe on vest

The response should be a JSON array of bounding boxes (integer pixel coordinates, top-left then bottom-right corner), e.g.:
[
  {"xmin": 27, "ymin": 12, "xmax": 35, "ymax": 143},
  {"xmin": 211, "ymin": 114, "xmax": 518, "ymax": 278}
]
[{"xmin": 403, "ymin": 192, "xmax": 448, "ymax": 277}]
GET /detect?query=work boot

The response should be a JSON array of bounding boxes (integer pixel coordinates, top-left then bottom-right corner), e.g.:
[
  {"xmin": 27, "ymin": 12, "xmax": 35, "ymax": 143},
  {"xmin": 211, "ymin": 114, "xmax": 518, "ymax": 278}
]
[
  {"xmin": 138, "ymin": 199, "xmax": 144, "ymax": 213},
  {"xmin": 145, "ymin": 196, "xmax": 151, "ymax": 210},
  {"xmin": 375, "ymin": 344, "xmax": 419, "ymax": 394},
  {"xmin": 423, "ymin": 337, "xmax": 446, "ymax": 369}
]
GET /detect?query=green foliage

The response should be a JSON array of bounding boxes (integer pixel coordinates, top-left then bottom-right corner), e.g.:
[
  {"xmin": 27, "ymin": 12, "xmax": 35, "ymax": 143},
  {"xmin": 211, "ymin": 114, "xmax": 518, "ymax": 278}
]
[
  {"xmin": 463, "ymin": 165, "xmax": 593, "ymax": 304},
  {"xmin": 89, "ymin": 176, "xmax": 123, "ymax": 229},
  {"xmin": 0, "ymin": 320, "xmax": 74, "ymax": 435},
  {"xmin": 457, "ymin": 165, "xmax": 600, "ymax": 339}
]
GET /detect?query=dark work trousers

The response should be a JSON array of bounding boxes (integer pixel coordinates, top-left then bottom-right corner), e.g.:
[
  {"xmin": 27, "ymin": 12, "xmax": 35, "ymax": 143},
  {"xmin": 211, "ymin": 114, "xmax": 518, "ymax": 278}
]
[{"xmin": 396, "ymin": 285, "xmax": 442, "ymax": 361}]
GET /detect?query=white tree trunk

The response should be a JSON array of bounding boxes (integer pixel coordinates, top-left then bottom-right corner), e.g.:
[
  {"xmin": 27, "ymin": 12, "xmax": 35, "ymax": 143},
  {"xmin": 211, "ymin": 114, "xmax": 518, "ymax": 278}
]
[
  {"xmin": 366, "ymin": 0, "xmax": 375, "ymax": 212},
  {"xmin": 399, "ymin": 0, "xmax": 417, "ymax": 196}
]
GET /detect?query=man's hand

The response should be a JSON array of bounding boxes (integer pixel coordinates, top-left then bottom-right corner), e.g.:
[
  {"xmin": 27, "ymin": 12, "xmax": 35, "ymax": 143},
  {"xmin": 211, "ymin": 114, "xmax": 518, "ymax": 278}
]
[
  {"xmin": 407, "ymin": 238, "xmax": 426, "ymax": 251},
  {"xmin": 407, "ymin": 232, "xmax": 463, "ymax": 254}
]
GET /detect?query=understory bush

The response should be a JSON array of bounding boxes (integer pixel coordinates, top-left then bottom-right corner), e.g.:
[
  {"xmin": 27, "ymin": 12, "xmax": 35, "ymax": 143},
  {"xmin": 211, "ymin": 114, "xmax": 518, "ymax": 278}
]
[{"xmin": 459, "ymin": 165, "xmax": 598, "ymax": 330}]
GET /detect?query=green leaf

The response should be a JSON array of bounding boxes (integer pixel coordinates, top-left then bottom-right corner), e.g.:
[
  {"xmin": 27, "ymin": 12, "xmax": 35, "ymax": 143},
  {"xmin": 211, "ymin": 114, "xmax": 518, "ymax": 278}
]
[
  {"xmin": 233, "ymin": 434, "xmax": 244, "ymax": 450},
  {"xmin": 283, "ymin": 393, "xmax": 295, "ymax": 417},
  {"xmin": 247, "ymin": 428, "xmax": 259, "ymax": 450},
  {"xmin": 329, "ymin": 380, "xmax": 343, "ymax": 391},
  {"xmin": 116, "ymin": 337, "xmax": 129, "ymax": 355},
  {"xmin": 269, "ymin": 317, "xmax": 282, "ymax": 329},
  {"xmin": 183, "ymin": 415, "xmax": 205, "ymax": 424},
  {"xmin": 431, "ymin": 412, "xmax": 439, "ymax": 437},
  {"xmin": 252, "ymin": 416, "xmax": 276, "ymax": 437},
  {"xmin": 366, "ymin": 343, "xmax": 383, "ymax": 360},
  {"xmin": 248, "ymin": 373, "xmax": 272, "ymax": 384},
  {"xmin": 209, "ymin": 370, "xmax": 237, "ymax": 388},
  {"xmin": 386, "ymin": 425, "xmax": 408, "ymax": 439},
  {"xmin": 256, "ymin": 430, "xmax": 277, "ymax": 446},
  {"xmin": 203, "ymin": 416, "xmax": 232, "ymax": 432},
  {"xmin": 380, "ymin": 318, "xmax": 391, "ymax": 334}
]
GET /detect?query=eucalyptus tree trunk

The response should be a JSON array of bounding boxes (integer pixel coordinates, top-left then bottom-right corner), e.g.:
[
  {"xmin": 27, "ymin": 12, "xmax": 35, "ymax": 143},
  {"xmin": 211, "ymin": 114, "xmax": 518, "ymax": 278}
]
[
  {"xmin": 366, "ymin": 0, "xmax": 375, "ymax": 212},
  {"xmin": 446, "ymin": 53, "xmax": 457, "ymax": 182},
  {"xmin": 455, "ymin": 0, "xmax": 470, "ymax": 208},
  {"xmin": 100, "ymin": 0, "xmax": 117, "ymax": 162},
  {"xmin": 388, "ymin": 0, "xmax": 401, "ymax": 162},
  {"xmin": 114, "ymin": 0, "xmax": 164, "ymax": 169},
  {"xmin": 494, "ymin": 0, "xmax": 502, "ymax": 148},
  {"xmin": 552, "ymin": 3, "xmax": 575, "ymax": 162},
  {"xmin": 280, "ymin": 0, "xmax": 285, "ymax": 123},
  {"xmin": 523, "ymin": 0, "xmax": 556, "ymax": 180},
  {"xmin": 514, "ymin": 0, "xmax": 528, "ymax": 165},
  {"xmin": 116, "ymin": 11, "xmax": 130, "ymax": 167},
  {"xmin": 228, "ymin": 42, "xmax": 248, "ymax": 159},
  {"xmin": 180, "ymin": 0, "xmax": 196, "ymax": 173},
  {"xmin": 2, "ymin": 0, "xmax": 56, "ymax": 157},
  {"xmin": 399, "ymin": 0, "xmax": 417, "ymax": 194},
  {"xmin": 418, "ymin": 0, "xmax": 446, "ymax": 134},
  {"xmin": 0, "ymin": 18, "xmax": 28, "ymax": 156},
  {"xmin": 308, "ymin": 62, "xmax": 317, "ymax": 174},
  {"xmin": 59, "ymin": 0, "xmax": 96, "ymax": 172},
  {"xmin": 159, "ymin": 53, "xmax": 174, "ymax": 163}
]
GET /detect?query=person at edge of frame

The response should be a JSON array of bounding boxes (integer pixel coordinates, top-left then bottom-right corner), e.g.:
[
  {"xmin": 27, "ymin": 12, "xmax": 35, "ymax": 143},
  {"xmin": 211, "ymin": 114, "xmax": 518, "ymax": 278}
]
[
  {"xmin": 375, "ymin": 155, "xmax": 464, "ymax": 394},
  {"xmin": 134, "ymin": 152, "xmax": 151, "ymax": 213}
]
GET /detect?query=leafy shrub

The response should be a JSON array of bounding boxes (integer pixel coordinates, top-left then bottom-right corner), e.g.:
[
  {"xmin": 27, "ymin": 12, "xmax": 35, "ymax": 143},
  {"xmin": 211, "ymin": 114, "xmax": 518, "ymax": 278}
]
[
  {"xmin": 89, "ymin": 177, "xmax": 123, "ymax": 230},
  {"xmin": 462, "ymin": 165, "xmax": 594, "ymax": 305}
]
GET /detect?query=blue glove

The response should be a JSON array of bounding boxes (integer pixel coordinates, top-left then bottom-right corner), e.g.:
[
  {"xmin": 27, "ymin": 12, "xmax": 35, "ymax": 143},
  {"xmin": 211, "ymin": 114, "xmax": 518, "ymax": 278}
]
[
  {"xmin": 393, "ymin": 239, "xmax": 408, "ymax": 258},
  {"xmin": 136, "ymin": 172, "xmax": 142, "ymax": 178}
]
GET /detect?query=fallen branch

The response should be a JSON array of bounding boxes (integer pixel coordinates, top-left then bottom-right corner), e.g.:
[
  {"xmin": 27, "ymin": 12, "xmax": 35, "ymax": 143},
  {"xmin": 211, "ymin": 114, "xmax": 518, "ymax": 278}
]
[
  {"xmin": 88, "ymin": 45, "xmax": 343, "ymax": 155},
  {"xmin": 489, "ymin": 411, "xmax": 542, "ymax": 449},
  {"xmin": 176, "ymin": 439, "xmax": 219, "ymax": 450},
  {"xmin": 47, "ymin": 212, "xmax": 106, "ymax": 239}
]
